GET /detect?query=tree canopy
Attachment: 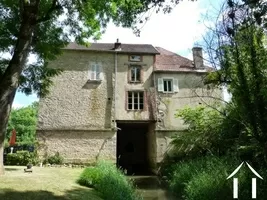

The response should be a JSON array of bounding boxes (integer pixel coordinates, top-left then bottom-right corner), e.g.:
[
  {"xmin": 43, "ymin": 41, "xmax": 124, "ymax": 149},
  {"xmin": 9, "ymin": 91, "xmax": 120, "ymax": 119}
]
[
  {"xmin": 0, "ymin": 0, "xmax": 189, "ymax": 174},
  {"xmin": 6, "ymin": 102, "xmax": 38, "ymax": 144}
]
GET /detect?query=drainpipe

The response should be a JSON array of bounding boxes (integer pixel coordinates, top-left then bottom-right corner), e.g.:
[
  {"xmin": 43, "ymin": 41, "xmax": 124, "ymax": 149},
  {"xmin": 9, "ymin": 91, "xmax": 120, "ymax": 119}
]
[{"xmin": 114, "ymin": 52, "xmax": 118, "ymax": 124}]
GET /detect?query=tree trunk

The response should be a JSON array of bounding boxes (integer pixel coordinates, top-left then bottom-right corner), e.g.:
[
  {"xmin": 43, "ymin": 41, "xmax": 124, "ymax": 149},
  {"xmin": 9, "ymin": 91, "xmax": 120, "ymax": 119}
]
[{"xmin": 0, "ymin": 2, "xmax": 40, "ymax": 175}]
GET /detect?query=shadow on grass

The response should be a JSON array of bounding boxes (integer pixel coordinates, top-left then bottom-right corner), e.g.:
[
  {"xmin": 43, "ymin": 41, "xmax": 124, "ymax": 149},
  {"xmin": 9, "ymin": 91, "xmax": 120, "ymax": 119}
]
[
  {"xmin": 0, "ymin": 187, "xmax": 102, "ymax": 200},
  {"xmin": 4, "ymin": 167, "xmax": 21, "ymax": 171}
]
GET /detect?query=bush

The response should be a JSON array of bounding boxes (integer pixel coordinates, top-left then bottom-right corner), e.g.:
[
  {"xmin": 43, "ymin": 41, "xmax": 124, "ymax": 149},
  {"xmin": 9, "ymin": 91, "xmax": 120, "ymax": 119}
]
[
  {"xmin": 5, "ymin": 150, "xmax": 39, "ymax": 166},
  {"xmin": 165, "ymin": 156, "xmax": 267, "ymax": 200},
  {"xmin": 44, "ymin": 152, "xmax": 64, "ymax": 165},
  {"xmin": 77, "ymin": 161, "xmax": 142, "ymax": 200},
  {"xmin": 184, "ymin": 166, "xmax": 232, "ymax": 200}
]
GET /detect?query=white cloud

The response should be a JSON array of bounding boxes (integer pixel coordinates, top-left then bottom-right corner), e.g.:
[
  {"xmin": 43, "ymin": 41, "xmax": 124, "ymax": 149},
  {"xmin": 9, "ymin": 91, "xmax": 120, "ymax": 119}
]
[{"xmin": 99, "ymin": 1, "xmax": 210, "ymax": 58}]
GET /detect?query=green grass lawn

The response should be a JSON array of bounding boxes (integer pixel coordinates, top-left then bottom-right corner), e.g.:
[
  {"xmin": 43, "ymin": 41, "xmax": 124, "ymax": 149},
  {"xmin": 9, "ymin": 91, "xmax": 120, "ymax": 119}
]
[{"xmin": 0, "ymin": 166, "xmax": 102, "ymax": 200}]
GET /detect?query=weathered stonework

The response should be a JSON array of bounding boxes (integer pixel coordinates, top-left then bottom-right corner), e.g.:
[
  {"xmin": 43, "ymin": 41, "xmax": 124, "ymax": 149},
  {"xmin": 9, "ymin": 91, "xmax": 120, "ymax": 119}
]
[
  {"xmin": 38, "ymin": 130, "xmax": 116, "ymax": 163},
  {"xmin": 37, "ymin": 45, "xmax": 222, "ymax": 166}
]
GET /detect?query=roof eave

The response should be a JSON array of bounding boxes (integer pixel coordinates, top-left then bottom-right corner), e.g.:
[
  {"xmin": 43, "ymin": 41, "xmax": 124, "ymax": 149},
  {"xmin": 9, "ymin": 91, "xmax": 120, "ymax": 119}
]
[
  {"xmin": 153, "ymin": 69, "xmax": 210, "ymax": 73},
  {"xmin": 62, "ymin": 48, "xmax": 160, "ymax": 55}
]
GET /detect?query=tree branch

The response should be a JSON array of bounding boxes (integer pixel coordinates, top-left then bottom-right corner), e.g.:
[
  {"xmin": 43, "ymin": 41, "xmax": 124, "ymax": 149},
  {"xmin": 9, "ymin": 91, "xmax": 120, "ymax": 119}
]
[{"xmin": 36, "ymin": 0, "xmax": 61, "ymax": 24}]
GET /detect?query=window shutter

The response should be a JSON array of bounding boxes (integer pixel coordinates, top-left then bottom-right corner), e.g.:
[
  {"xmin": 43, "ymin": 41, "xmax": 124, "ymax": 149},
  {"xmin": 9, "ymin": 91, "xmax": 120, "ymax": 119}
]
[
  {"xmin": 90, "ymin": 63, "xmax": 96, "ymax": 80},
  {"xmin": 96, "ymin": 64, "xmax": 103, "ymax": 80},
  {"xmin": 173, "ymin": 79, "xmax": 179, "ymax": 92},
  {"xmin": 128, "ymin": 66, "xmax": 131, "ymax": 83},
  {"xmin": 158, "ymin": 78, "xmax": 163, "ymax": 92},
  {"xmin": 88, "ymin": 67, "xmax": 92, "ymax": 80},
  {"xmin": 140, "ymin": 67, "xmax": 144, "ymax": 83},
  {"xmin": 144, "ymin": 90, "xmax": 148, "ymax": 111},
  {"xmin": 125, "ymin": 90, "xmax": 128, "ymax": 110}
]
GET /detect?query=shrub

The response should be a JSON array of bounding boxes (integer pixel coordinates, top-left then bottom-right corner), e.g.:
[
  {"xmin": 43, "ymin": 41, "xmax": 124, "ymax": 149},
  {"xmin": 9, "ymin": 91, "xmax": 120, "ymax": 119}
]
[
  {"xmin": 185, "ymin": 167, "xmax": 232, "ymax": 200},
  {"xmin": 165, "ymin": 155, "xmax": 267, "ymax": 200},
  {"xmin": 77, "ymin": 167, "xmax": 101, "ymax": 187},
  {"xmin": 77, "ymin": 161, "xmax": 142, "ymax": 200},
  {"xmin": 5, "ymin": 150, "xmax": 39, "ymax": 166},
  {"xmin": 44, "ymin": 152, "xmax": 64, "ymax": 165}
]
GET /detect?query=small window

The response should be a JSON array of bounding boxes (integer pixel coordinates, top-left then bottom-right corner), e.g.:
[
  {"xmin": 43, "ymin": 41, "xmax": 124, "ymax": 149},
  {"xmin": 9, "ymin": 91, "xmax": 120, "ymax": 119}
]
[
  {"xmin": 89, "ymin": 63, "xmax": 101, "ymax": 80},
  {"xmin": 128, "ymin": 91, "xmax": 144, "ymax": 110},
  {"xmin": 129, "ymin": 55, "xmax": 142, "ymax": 62},
  {"xmin": 163, "ymin": 79, "xmax": 173, "ymax": 92},
  {"xmin": 158, "ymin": 78, "xmax": 179, "ymax": 93},
  {"xmin": 130, "ymin": 66, "xmax": 141, "ymax": 82}
]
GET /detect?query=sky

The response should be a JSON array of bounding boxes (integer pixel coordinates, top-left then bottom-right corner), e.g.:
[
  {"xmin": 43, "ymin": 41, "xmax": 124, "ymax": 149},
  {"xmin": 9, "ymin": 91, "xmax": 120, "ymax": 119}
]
[{"xmin": 12, "ymin": 0, "xmax": 225, "ymax": 108}]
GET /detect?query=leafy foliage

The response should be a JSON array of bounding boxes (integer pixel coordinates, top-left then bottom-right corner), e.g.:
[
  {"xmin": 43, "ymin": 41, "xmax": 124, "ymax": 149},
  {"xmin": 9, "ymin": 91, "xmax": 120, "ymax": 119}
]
[
  {"xmin": 77, "ymin": 161, "xmax": 142, "ymax": 200},
  {"xmin": 6, "ymin": 102, "xmax": 38, "ymax": 143},
  {"xmin": 164, "ymin": 155, "xmax": 267, "ymax": 200},
  {"xmin": 204, "ymin": 0, "xmax": 267, "ymax": 165},
  {"xmin": 44, "ymin": 152, "xmax": 64, "ymax": 165},
  {"xmin": 5, "ymin": 150, "xmax": 39, "ymax": 166},
  {"xmin": 170, "ymin": 105, "xmax": 236, "ymax": 159},
  {"xmin": 0, "ymin": 0, "xmax": 185, "ymax": 97}
]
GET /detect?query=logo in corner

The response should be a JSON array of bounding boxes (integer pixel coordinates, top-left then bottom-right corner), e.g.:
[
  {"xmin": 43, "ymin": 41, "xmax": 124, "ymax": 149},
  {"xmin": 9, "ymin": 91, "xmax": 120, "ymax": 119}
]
[{"xmin": 227, "ymin": 162, "xmax": 263, "ymax": 199}]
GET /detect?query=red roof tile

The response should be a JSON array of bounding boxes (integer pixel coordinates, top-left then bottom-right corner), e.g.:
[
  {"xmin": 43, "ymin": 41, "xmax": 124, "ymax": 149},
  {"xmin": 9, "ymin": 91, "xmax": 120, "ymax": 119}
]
[{"xmin": 155, "ymin": 47, "xmax": 210, "ymax": 72}]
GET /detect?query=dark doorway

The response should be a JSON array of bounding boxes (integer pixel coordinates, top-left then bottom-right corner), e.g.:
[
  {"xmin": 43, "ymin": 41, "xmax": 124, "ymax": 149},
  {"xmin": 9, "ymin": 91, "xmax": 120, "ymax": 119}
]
[{"xmin": 117, "ymin": 123, "xmax": 151, "ymax": 175}]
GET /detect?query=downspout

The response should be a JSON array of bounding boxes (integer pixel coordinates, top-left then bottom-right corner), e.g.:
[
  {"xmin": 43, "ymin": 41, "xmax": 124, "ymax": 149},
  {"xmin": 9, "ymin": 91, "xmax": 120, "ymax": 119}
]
[{"xmin": 114, "ymin": 52, "xmax": 118, "ymax": 124}]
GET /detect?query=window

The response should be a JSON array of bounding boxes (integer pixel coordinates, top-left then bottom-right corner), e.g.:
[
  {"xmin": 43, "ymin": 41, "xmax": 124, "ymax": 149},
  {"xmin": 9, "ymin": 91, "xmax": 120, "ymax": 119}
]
[
  {"xmin": 89, "ymin": 63, "xmax": 101, "ymax": 80},
  {"xmin": 158, "ymin": 78, "xmax": 179, "ymax": 93},
  {"xmin": 130, "ymin": 66, "xmax": 141, "ymax": 82},
  {"xmin": 128, "ymin": 91, "xmax": 144, "ymax": 110},
  {"xmin": 163, "ymin": 79, "xmax": 173, "ymax": 92},
  {"xmin": 129, "ymin": 55, "xmax": 142, "ymax": 62}
]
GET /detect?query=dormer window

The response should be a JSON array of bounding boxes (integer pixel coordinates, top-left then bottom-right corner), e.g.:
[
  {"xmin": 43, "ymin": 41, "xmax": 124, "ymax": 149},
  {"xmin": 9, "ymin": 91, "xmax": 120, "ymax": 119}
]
[{"xmin": 129, "ymin": 55, "xmax": 142, "ymax": 62}]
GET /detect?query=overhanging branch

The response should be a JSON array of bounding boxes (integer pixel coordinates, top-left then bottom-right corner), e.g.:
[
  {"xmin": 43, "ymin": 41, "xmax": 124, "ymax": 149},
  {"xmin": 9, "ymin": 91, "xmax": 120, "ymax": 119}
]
[{"xmin": 36, "ymin": 0, "xmax": 61, "ymax": 24}]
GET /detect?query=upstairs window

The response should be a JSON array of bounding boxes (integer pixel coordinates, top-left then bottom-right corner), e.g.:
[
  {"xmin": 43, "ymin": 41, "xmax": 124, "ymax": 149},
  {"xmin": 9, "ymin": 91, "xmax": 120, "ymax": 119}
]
[
  {"xmin": 128, "ymin": 91, "xmax": 144, "ymax": 110},
  {"xmin": 130, "ymin": 66, "xmax": 141, "ymax": 82},
  {"xmin": 158, "ymin": 78, "xmax": 179, "ymax": 93},
  {"xmin": 129, "ymin": 55, "xmax": 142, "ymax": 62},
  {"xmin": 89, "ymin": 63, "xmax": 102, "ymax": 81},
  {"xmin": 163, "ymin": 79, "xmax": 173, "ymax": 92}
]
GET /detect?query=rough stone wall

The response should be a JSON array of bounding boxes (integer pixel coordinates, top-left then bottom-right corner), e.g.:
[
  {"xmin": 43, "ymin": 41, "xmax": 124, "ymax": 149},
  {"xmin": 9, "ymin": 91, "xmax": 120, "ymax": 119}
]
[
  {"xmin": 37, "ymin": 50, "xmax": 117, "ymax": 163},
  {"xmin": 156, "ymin": 131, "xmax": 175, "ymax": 163},
  {"xmin": 37, "ymin": 50, "xmax": 114, "ymax": 130},
  {"xmin": 154, "ymin": 72, "xmax": 222, "ymax": 162},
  {"xmin": 155, "ymin": 72, "xmax": 222, "ymax": 130},
  {"xmin": 115, "ymin": 54, "xmax": 155, "ymax": 120},
  {"xmin": 38, "ymin": 130, "xmax": 116, "ymax": 163}
]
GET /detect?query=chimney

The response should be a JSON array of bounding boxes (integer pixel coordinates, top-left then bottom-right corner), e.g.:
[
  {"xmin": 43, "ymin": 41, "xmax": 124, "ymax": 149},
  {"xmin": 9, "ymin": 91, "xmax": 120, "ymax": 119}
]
[
  {"xmin": 114, "ymin": 38, "xmax": 121, "ymax": 51},
  {"xmin": 192, "ymin": 47, "xmax": 204, "ymax": 68}
]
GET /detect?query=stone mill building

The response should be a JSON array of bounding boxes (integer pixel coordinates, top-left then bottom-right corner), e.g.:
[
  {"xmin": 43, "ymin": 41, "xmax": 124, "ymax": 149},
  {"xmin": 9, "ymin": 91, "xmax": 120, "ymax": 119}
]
[{"xmin": 37, "ymin": 39, "xmax": 220, "ymax": 174}]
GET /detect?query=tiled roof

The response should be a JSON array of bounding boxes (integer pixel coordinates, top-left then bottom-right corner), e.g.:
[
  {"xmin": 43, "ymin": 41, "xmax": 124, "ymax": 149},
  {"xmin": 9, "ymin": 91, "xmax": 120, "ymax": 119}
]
[
  {"xmin": 64, "ymin": 42, "xmax": 159, "ymax": 54},
  {"xmin": 155, "ymin": 47, "xmax": 210, "ymax": 72}
]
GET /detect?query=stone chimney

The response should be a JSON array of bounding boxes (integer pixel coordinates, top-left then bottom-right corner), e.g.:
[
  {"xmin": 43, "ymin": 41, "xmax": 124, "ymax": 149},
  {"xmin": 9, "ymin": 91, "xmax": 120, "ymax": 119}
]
[
  {"xmin": 192, "ymin": 47, "xmax": 204, "ymax": 68},
  {"xmin": 114, "ymin": 38, "xmax": 121, "ymax": 50}
]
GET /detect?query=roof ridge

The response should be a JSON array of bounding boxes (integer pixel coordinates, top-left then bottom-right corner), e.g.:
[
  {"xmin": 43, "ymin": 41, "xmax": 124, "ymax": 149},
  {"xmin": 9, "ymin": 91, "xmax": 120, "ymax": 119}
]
[{"xmin": 69, "ymin": 42, "xmax": 154, "ymax": 46}]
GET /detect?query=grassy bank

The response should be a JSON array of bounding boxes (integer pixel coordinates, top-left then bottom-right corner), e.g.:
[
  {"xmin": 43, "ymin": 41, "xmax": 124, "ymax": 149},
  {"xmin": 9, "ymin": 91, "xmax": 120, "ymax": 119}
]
[{"xmin": 0, "ymin": 166, "xmax": 102, "ymax": 200}]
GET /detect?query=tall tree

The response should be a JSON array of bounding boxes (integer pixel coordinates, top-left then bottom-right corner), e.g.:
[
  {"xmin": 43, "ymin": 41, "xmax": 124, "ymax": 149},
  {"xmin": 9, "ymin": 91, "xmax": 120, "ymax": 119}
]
[
  {"xmin": 7, "ymin": 102, "xmax": 38, "ymax": 144},
  {"xmin": 0, "ymin": 0, "xmax": 187, "ymax": 174},
  {"xmin": 205, "ymin": 0, "xmax": 267, "ymax": 165}
]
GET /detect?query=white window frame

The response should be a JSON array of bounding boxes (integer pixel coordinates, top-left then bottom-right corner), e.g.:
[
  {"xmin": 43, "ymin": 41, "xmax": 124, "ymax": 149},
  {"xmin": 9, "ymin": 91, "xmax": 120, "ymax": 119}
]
[
  {"xmin": 158, "ymin": 77, "xmax": 179, "ymax": 93},
  {"xmin": 127, "ymin": 91, "xmax": 144, "ymax": 110},
  {"xmin": 130, "ymin": 65, "xmax": 141, "ymax": 82},
  {"xmin": 89, "ymin": 63, "xmax": 102, "ymax": 81},
  {"xmin": 163, "ymin": 78, "xmax": 174, "ymax": 93}
]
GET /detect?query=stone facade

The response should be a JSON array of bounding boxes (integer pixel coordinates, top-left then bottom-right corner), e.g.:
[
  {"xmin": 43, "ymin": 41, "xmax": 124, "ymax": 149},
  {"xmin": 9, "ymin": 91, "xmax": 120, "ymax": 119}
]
[{"xmin": 37, "ymin": 42, "xmax": 221, "ymax": 169}]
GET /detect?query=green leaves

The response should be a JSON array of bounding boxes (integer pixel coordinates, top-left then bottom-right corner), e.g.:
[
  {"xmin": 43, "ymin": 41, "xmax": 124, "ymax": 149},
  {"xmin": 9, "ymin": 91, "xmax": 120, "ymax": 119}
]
[
  {"xmin": 6, "ymin": 102, "xmax": 38, "ymax": 143},
  {"xmin": 172, "ymin": 106, "xmax": 225, "ymax": 158}
]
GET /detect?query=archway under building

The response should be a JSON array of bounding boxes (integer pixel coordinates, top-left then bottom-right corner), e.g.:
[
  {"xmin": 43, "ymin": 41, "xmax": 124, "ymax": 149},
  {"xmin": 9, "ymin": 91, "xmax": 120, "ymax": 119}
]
[{"xmin": 116, "ymin": 122, "xmax": 156, "ymax": 175}]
